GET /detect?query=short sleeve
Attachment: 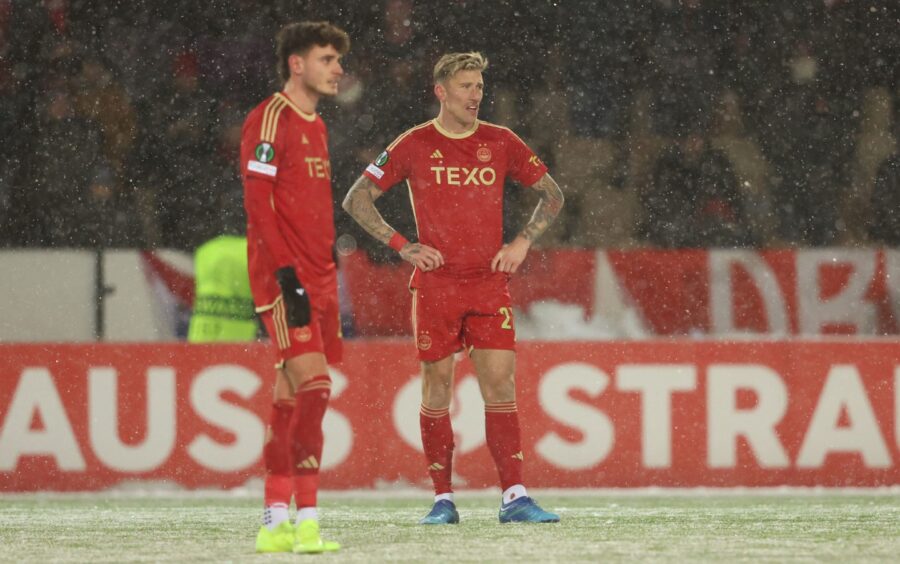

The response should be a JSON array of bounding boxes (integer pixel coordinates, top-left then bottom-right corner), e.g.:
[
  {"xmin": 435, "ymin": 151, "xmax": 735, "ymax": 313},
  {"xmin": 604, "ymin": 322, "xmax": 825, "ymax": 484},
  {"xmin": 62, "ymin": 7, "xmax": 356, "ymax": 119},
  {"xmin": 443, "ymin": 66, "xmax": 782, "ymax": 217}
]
[
  {"xmin": 505, "ymin": 129, "xmax": 548, "ymax": 187},
  {"xmin": 362, "ymin": 133, "xmax": 413, "ymax": 191}
]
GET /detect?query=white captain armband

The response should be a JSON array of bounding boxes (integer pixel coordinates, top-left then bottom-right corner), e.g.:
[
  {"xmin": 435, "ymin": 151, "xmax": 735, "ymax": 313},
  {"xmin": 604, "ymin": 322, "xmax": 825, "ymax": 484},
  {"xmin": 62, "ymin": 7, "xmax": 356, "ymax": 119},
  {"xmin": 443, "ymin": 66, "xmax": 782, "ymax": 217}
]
[
  {"xmin": 248, "ymin": 160, "xmax": 277, "ymax": 177},
  {"xmin": 365, "ymin": 163, "xmax": 385, "ymax": 179}
]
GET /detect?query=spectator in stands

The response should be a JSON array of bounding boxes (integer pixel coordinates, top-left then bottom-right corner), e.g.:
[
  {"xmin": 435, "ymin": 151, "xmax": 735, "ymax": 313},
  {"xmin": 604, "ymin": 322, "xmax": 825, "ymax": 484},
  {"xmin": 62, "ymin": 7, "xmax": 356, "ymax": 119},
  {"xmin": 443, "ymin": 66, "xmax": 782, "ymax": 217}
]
[
  {"xmin": 144, "ymin": 51, "xmax": 216, "ymax": 250},
  {"xmin": 72, "ymin": 56, "xmax": 136, "ymax": 176},
  {"xmin": 842, "ymin": 86, "xmax": 896, "ymax": 245},
  {"xmin": 638, "ymin": 132, "xmax": 752, "ymax": 248},
  {"xmin": 869, "ymin": 95, "xmax": 900, "ymax": 246},
  {"xmin": 1, "ymin": 7, "xmax": 71, "ymax": 245},
  {"xmin": 0, "ymin": 58, "xmax": 14, "ymax": 233},
  {"xmin": 548, "ymin": 1, "xmax": 642, "ymax": 248},
  {"xmin": 75, "ymin": 163, "xmax": 143, "ymax": 247},
  {"xmin": 24, "ymin": 73, "xmax": 105, "ymax": 246},
  {"xmin": 204, "ymin": 105, "xmax": 247, "ymax": 240},
  {"xmin": 870, "ymin": 153, "xmax": 900, "ymax": 246},
  {"xmin": 708, "ymin": 90, "xmax": 780, "ymax": 246},
  {"xmin": 758, "ymin": 39, "xmax": 853, "ymax": 246},
  {"xmin": 645, "ymin": 0, "xmax": 724, "ymax": 140}
]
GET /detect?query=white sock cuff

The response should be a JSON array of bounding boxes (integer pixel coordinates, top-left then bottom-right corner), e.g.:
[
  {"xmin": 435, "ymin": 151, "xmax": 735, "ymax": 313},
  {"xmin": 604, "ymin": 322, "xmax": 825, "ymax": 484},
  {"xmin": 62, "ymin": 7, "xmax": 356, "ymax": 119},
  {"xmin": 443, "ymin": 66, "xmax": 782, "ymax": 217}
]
[
  {"xmin": 435, "ymin": 492, "xmax": 454, "ymax": 503},
  {"xmin": 502, "ymin": 484, "xmax": 527, "ymax": 505},
  {"xmin": 263, "ymin": 503, "xmax": 290, "ymax": 530},
  {"xmin": 295, "ymin": 507, "xmax": 318, "ymax": 524}
]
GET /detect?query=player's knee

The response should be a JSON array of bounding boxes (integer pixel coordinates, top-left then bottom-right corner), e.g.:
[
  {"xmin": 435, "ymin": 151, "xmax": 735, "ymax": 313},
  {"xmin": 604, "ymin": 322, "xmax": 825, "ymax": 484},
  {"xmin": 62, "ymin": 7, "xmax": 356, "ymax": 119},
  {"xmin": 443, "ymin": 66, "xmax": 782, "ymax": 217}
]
[
  {"xmin": 421, "ymin": 376, "xmax": 452, "ymax": 409},
  {"xmin": 480, "ymin": 372, "xmax": 515, "ymax": 404}
]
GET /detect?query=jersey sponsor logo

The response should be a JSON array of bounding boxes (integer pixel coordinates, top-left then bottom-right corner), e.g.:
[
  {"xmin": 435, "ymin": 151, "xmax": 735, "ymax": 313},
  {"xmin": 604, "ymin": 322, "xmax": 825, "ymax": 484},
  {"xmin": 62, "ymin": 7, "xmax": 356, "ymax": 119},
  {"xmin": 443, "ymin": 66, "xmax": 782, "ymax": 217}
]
[
  {"xmin": 430, "ymin": 150, "xmax": 443, "ymax": 159},
  {"xmin": 293, "ymin": 326, "xmax": 313, "ymax": 343},
  {"xmin": 476, "ymin": 146, "xmax": 492, "ymax": 162},
  {"xmin": 255, "ymin": 142, "xmax": 275, "ymax": 163},
  {"xmin": 304, "ymin": 157, "xmax": 331, "ymax": 179},
  {"xmin": 248, "ymin": 160, "xmax": 277, "ymax": 177},
  {"xmin": 417, "ymin": 333, "xmax": 432, "ymax": 351},
  {"xmin": 374, "ymin": 151, "xmax": 390, "ymax": 166},
  {"xmin": 431, "ymin": 166, "xmax": 497, "ymax": 186},
  {"xmin": 365, "ymin": 163, "xmax": 385, "ymax": 179}
]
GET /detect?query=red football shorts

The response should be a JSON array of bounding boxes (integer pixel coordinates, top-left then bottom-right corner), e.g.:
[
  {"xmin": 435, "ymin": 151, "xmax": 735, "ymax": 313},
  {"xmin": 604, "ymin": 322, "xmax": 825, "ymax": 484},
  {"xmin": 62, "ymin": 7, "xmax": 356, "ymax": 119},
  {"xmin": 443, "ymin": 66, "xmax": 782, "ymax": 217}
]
[
  {"xmin": 260, "ymin": 292, "xmax": 343, "ymax": 365},
  {"xmin": 411, "ymin": 276, "xmax": 516, "ymax": 362}
]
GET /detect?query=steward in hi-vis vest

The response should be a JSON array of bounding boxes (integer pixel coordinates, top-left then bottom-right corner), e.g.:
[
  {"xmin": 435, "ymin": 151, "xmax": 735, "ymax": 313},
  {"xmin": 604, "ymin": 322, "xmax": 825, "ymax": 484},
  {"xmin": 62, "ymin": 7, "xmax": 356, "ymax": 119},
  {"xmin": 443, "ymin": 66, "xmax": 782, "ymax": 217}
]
[{"xmin": 187, "ymin": 235, "xmax": 257, "ymax": 342}]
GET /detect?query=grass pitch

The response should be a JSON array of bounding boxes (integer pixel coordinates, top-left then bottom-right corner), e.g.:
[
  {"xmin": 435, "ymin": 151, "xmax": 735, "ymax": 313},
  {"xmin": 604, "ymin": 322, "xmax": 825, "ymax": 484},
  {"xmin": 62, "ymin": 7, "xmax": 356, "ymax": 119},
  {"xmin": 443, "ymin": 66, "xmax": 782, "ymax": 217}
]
[{"xmin": 1, "ymin": 489, "xmax": 898, "ymax": 562}]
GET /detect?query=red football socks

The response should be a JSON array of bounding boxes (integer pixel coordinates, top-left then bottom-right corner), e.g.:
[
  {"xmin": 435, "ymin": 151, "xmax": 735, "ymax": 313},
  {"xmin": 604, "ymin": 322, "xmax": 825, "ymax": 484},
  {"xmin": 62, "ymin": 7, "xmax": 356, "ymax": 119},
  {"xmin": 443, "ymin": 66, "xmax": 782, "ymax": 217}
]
[
  {"xmin": 420, "ymin": 405, "xmax": 454, "ymax": 495},
  {"xmin": 484, "ymin": 401, "xmax": 523, "ymax": 491},
  {"xmin": 263, "ymin": 400, "xmax": 294, "ymax": 506},
  {"xmin": 291, "ymin": 375, "xmax": 332, "ymax": 508}
]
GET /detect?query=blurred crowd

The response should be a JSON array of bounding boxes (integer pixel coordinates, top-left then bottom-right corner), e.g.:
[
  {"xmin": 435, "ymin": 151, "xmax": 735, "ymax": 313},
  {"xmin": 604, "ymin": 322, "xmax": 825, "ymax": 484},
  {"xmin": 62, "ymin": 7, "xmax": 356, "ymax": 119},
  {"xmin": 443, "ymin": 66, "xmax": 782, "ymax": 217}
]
[{"xmin": 0, "ymin": 0, "xmax": 898, "ymax": 254}]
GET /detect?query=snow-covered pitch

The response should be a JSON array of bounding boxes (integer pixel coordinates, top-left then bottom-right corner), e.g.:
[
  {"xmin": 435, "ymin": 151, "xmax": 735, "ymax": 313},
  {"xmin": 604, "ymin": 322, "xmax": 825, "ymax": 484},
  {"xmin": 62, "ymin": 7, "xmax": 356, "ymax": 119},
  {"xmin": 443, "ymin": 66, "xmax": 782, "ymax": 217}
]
[{"xmin": 1, "ymin": 488, "xmax": 898, "ymax": 562}]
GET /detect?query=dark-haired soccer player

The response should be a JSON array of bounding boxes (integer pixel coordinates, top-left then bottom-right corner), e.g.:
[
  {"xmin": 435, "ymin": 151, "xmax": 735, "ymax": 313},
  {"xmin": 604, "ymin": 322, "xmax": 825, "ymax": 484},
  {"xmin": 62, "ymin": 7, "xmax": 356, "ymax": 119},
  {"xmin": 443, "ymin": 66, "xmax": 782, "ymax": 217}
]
[
  {"xmin": 343, "ymin": 52, "xmax": 564, "ymax": 524},
  {"xmin": 241, "ymin": 21, "xmax": 348, "ymax": 553}
]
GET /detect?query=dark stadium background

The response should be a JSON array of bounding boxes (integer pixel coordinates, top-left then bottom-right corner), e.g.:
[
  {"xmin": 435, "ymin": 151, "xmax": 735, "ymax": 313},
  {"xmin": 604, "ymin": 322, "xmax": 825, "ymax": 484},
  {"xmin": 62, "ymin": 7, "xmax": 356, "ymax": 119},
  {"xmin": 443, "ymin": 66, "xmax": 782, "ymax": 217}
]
[{"xmin": 1, "ymin": 0, "xmax": 897, "ymax": 255}]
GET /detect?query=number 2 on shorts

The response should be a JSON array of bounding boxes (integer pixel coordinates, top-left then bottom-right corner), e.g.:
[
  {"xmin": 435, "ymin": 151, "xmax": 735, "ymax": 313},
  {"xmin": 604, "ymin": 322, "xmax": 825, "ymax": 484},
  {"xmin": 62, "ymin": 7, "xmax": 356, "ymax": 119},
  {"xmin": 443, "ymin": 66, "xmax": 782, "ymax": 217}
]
[{"xmin": 498, "ymin": 306, "xmax": 512, "ymax": 329}]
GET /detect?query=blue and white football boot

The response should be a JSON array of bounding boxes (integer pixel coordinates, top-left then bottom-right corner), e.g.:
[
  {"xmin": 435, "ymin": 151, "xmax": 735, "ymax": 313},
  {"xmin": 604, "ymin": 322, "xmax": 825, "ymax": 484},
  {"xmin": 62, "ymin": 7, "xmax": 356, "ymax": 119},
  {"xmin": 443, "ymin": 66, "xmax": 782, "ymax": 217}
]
[
  {"xmin": 419, "ymin": 499, "xmax": 460, "ymax": 525},
  {"xmin": 498, "ymin": 497, "xmax": 560, "ymax": 523}
]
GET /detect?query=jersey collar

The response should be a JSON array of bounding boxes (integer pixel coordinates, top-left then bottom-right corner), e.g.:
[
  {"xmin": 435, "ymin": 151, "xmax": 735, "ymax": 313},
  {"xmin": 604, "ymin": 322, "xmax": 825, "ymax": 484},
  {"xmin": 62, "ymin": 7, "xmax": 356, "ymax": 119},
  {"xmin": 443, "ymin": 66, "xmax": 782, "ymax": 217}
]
[
  {"xmin": 432, "ymin": 118, "xmax": 479, "ymax": 139},
  {"xmin": 275, "ymin": 92, "xmax": 317, "ymax": 122}
]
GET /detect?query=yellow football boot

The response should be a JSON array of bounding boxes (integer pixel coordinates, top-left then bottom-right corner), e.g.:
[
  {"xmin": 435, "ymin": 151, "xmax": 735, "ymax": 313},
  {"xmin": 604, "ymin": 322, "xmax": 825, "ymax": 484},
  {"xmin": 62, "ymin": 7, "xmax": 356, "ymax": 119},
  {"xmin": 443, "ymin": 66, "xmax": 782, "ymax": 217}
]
[
  {"xmin": 255, "ymin": 520, "xmax": 294, "ymax": 553},
  {"xmin": 293, "ymin": 519, "xmax": 341, "ymax": 554}
]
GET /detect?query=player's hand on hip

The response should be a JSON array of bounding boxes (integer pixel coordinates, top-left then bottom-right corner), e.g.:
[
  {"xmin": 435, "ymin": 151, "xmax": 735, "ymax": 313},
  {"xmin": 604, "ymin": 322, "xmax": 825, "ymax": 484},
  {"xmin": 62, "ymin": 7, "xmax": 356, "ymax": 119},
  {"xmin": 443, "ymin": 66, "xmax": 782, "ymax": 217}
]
[
  {"xmin": 491, "ymin": 236, "xmax": 531, "ymax": 274},
  {"xmin": 275, "ymin": 266, "xmax": 312, "ymax": 327},
  {"xmin": 400, "ymin": 243, "xmax": 444, "ymax": 272}
]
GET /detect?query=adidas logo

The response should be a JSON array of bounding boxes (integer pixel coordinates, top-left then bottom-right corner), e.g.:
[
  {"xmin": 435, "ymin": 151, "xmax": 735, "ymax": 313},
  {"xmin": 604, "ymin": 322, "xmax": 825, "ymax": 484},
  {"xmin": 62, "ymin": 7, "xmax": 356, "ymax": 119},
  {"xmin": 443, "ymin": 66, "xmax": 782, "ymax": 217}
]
[
  {"xmin": 296, "ymin": 455, "xmax": 319, "ymax": 469},
  {"xmin": 428, "ymin": 462, "xmax": 445, "ymax": 471},
  {"xmin": 430, "ymin": 150, "xmax": 443, "ymax": 159},
  {"xmin": 302, "ymin": 134, "xmax": 310, "ymax": 144},
  {"xmin": 511, "ymin": 451, "xmax": 524, "ymax": 461}
]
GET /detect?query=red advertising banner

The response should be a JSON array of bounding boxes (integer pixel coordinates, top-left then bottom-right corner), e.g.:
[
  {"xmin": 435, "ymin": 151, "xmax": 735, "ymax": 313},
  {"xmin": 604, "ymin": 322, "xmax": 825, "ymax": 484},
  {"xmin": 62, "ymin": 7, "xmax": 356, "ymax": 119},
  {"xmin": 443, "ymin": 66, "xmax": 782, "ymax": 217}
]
[
  {"xmin": 1, "ymin": 341, "xmax": 898, "ymax": 491},
  {"xmin": 339, "ymin": 249, "xmax": 900, "ymax": 336}
]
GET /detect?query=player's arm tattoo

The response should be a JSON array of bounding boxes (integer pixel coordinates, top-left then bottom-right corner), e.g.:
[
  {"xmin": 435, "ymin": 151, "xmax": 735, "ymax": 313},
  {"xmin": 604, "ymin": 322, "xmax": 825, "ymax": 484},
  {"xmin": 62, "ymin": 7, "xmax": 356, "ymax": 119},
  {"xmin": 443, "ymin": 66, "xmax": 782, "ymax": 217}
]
[
  {"xmin": 520, "ymin": 173, "xmax": 565, "ymax": 242},
  {"xmin": 342, "ymin": 175, "xmax": 396, "ymax": 245}
]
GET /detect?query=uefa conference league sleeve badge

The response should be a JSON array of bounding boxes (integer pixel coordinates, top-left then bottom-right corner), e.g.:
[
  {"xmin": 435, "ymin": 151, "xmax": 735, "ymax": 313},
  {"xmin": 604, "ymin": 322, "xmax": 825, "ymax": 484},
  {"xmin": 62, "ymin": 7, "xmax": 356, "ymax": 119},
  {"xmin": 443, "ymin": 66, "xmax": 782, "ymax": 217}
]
[{"xmin": 248, "ymin": 142, "xmax": 277, "ymax": 177}]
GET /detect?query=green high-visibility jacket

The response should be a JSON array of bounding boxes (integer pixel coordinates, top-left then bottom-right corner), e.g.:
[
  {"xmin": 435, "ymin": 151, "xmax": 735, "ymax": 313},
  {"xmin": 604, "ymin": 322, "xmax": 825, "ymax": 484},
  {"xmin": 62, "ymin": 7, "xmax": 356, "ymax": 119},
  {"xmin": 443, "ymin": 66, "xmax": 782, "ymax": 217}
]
[{"xmin": 187, "ymin": 235, "xmax": 257, "ymax": 342}]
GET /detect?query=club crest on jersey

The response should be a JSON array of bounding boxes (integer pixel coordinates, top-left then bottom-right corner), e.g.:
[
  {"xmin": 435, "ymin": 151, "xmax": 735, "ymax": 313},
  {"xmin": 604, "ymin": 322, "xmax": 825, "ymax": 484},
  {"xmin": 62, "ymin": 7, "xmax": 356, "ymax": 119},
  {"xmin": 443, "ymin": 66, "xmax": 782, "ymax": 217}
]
[
  {"xmin": 374, "ymin": 150, "xmax": 389, "ymax": 167},
  {"xmin": 417, "ymin": 333, "xmax": 432, "ymax": 351},
  {"xmin": 255, "ymin": 142, "xmax": 275, "ymax": 163},
  {"xmin": 293, "ymin": 326, "xmax": 313, "ymax": 343},
  {"xmin": 476, "ymin": 146, "xmax": 492, "ymax": 162}
]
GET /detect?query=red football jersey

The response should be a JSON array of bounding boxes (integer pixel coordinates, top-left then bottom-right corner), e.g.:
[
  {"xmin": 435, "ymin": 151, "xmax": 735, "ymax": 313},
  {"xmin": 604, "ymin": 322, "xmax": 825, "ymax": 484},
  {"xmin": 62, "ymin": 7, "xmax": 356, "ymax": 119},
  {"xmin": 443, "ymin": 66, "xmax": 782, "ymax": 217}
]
[
  {"xmin": 241, "ymin": 92, "xmax": 337, "ymax": 310},
  {"xmin": 363, "ymin": 119, "xmax": 548, "ymax": 287}
]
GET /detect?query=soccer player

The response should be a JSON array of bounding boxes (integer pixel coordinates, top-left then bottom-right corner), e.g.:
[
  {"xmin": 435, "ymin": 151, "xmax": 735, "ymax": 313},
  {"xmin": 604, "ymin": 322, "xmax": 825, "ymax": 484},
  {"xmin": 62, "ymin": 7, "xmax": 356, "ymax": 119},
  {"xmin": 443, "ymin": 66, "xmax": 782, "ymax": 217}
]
[
  {"xmin": 241, "ymin": 21, "xmax": 348, "ymax": 553},
  {"xmin": 343, "ymin": 52, "xmax": 564, "ymax": 524}
]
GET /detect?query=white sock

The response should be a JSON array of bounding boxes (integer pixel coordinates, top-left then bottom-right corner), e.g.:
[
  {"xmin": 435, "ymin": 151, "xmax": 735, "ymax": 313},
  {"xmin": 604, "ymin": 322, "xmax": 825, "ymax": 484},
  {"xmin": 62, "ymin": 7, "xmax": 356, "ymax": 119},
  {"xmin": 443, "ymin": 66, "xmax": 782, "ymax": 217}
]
[
  {"xmin": 263, "ymin": 503, "xmax": 290, "ymax": 531},
  {"xmin": 501, "ymin": 484, "xmax": 528, "ymax": 506},
  {"xmin": 435, "ymin": 492, "xmax": 454, "ymax": 503},
  {"xmin": 296, "ymin": 507, "xmax": 318, "ymax": 524}
]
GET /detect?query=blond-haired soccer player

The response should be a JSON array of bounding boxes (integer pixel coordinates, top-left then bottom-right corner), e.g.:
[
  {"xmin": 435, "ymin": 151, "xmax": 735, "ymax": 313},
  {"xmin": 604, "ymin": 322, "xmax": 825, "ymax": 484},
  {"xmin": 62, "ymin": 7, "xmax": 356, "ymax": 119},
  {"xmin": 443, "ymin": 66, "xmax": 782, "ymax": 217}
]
[
  {"xmin": 343, "ymin": 52, "xmax": 564, "ymax": 524},
  {"xmin": 242, "ymin": 21, "xmax": 348, "ymax": 552}
]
